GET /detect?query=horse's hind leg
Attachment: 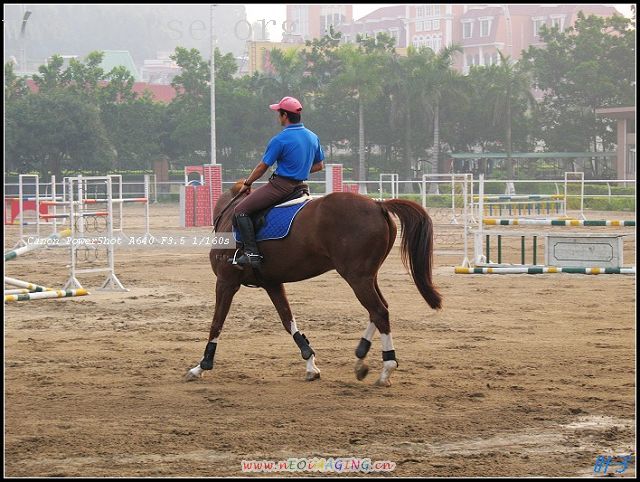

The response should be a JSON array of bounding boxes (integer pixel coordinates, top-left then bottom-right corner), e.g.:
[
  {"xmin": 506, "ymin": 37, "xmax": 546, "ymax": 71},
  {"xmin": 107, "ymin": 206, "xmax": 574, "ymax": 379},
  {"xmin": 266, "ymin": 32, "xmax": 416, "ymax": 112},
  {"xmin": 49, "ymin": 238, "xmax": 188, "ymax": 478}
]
[
  {"xmin": 352, "ymin": 278, "xmax": 387, "ymax": 380},
  {"xmin": 184, "ymin": 279, "xmax": 240, "ymax": 381},
  {"xmin": 346, "ymin": 276, "xmax": 397, "ymax": 387},
  {"xmin": 265, "ymin": 283, "xmax": 320, "ymax": 381}
]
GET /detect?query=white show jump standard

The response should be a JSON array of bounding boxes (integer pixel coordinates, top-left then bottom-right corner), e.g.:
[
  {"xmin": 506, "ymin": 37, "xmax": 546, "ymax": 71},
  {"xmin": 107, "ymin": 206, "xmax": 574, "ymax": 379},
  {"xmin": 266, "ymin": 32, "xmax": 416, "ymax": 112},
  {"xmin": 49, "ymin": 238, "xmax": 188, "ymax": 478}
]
[
  {"xmin": 62, "ymin": 175, "xmax": 128, "ymax": 292},
  {"xmin": 5, "ymin": 288, "xmax": 89, "ymax": 302},
  {"xmin": 484, "ymin": 219, "xmax": 636, "ymax": 227}
]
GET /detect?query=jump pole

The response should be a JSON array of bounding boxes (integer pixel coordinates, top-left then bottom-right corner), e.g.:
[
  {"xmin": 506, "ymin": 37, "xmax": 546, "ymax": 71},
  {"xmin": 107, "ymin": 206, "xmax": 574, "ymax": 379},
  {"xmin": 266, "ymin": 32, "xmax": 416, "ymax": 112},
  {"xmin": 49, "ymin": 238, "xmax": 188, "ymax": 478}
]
[
  {"xmin": 455, "ymin": 266, "xmax": 636, "ymax": 275},
  {"xmin": 5, "ymin": 288, "xmax": 89, "ymax": 302},
  {"xmin": 4, "ymin": 228, "xmax": 72, "ymax": 261},
  {"xmin": 484, "ymin": 219, "xmax": 635, "ymax": 227},
  {"xmin": 4, "ymin": 277, "xmax": 55, "ymax": 292}
]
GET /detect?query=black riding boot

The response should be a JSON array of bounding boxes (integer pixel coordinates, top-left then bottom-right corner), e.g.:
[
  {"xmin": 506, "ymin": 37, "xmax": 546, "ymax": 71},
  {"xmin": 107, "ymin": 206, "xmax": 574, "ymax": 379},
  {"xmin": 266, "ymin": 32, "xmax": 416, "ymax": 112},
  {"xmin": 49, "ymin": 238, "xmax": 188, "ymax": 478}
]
[{"xmin": 234, "ymin": 213, "xmax": 263, "ymax": 269}]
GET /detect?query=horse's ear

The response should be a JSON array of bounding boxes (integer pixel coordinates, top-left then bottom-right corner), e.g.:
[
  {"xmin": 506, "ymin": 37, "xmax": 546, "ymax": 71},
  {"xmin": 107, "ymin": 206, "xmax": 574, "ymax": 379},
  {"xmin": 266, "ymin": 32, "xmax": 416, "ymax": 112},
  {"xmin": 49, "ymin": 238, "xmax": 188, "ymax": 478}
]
[{"xmin": 230, "ymin": 179, "xmax": 245, "ymax": 194}]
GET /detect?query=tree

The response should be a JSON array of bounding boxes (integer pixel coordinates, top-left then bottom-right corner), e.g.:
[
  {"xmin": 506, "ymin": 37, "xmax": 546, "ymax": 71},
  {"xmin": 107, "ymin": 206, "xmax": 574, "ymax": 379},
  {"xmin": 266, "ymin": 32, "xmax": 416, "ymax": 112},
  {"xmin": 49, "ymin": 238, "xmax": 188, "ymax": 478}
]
[
  {"xmin": 6, "ymin": 90, "xmax": 115, "ymax": 179},
  {"xmin": 4, "ymin": 61, "xmax": 29, "ymax": 101},
  {"xmin": 522, "ymin": 12, "xmax": 635, "ymax": 174},
  {"xmin": 329, "ymin": 38, "xmax": 388, "ymax": 188},
  {"xmin": 31, "ymin": 54, "xmax": 67, "ymax": 92},
  {"xmin": 414, "ymin": 44, "xmax": 463, "ymax": 175},
  {"xmin": 482, "ymin": 51, "xmax": 537, "ymax": 178}
]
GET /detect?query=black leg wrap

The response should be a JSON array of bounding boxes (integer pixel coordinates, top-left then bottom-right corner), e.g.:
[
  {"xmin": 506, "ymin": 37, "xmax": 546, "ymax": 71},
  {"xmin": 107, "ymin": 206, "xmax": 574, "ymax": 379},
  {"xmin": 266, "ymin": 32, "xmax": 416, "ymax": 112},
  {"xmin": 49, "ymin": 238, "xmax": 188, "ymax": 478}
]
[
  {"xmin": 293, "ymin": 332, "xmax": 315, "ymax": 360},
  {"xmin": 200, "ymin": 341, "xmax": 217, "ymax": 370},
  {"xmin": 382, "ymin": 350, "xmax": 397, "ymax": 364},
  {"xmin": 355, "ymin": 338, "xmax": 372, "ymax": 359}
]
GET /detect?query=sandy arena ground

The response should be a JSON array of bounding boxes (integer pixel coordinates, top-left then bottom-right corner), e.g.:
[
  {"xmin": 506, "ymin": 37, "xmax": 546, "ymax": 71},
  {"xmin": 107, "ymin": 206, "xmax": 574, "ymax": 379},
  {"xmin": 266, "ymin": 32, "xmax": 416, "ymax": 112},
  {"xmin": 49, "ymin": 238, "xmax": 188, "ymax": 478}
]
[{"xmin": 4, "ymin": 202, "xmax": 636, "ymax": 477}]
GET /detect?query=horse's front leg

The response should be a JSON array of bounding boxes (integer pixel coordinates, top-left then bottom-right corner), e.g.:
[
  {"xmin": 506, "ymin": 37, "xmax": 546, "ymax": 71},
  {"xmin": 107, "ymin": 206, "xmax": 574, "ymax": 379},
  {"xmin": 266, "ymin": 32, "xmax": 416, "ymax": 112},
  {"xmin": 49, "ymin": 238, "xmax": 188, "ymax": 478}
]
[
  {"xmin": 265, "ymin": 283, "xmax": 320, "ymax": 381},
  {"xmin": 184, "ymin": 279, "xmax": 240, "ymax": 381}
]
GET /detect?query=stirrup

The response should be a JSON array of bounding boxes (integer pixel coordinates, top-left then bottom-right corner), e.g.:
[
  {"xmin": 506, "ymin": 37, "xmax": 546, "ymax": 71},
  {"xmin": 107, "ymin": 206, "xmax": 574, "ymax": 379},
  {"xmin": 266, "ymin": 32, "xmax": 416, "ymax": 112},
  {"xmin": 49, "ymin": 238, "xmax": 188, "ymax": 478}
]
[{"xmin": 235, "ymin": 251, "xmax": 263, "ymax": 268}]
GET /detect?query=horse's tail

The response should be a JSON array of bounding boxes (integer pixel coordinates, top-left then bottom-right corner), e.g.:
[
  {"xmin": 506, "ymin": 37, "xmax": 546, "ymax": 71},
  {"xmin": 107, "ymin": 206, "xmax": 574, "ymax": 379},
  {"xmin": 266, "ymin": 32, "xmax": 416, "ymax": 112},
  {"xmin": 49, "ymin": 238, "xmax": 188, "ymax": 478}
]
[{"xmin": 378, "ymin": 199, "xmax": 442, "ymax": 310}]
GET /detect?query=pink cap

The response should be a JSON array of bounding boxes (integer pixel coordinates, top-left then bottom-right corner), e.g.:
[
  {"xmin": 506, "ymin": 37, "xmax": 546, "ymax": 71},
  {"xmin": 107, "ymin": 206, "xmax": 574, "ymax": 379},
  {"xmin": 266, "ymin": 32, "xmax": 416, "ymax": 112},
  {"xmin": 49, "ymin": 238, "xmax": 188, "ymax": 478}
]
[{"xmin": 269, "ymin": 96, "xmax": 303, "ymax": 113}]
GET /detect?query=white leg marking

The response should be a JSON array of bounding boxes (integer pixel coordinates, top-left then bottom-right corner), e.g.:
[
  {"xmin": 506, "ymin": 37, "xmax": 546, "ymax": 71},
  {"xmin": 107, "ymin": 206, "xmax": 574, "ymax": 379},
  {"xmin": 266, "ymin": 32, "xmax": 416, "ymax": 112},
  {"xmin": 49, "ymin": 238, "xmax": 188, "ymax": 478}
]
[
  {"xmin": 305, "ymin": 354, "xmax": 321, "ymax": 381},
  {"xmin": 289, "ymin": 318, "xmax": 299, "ymax": 335},
  {"xmin": 380, "ymin": 333, "xmax": 395, "ymax": 352},
  {"xmin": 362, "ymin": 322, "xmax": 376, "ymax": 341},
  {"xmin": 377, "ymin": 333, "xmax": 398, "ymax": 386}
]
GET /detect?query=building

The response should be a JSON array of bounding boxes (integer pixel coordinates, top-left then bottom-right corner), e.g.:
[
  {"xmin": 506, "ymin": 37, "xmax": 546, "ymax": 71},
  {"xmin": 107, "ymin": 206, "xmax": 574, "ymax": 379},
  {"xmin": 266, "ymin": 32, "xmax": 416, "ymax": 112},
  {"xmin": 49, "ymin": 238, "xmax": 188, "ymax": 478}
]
[
  {"xmin": 140, "ymin": 52, "xmax": 182, "ymax": 85},
  {"xmin": 26, "ymin": 79, "xmax": 177, "ymax": 104},
  {"xmin": 595, "ymin": 106, "xmax": 636, "ymax": 181},
  {"xmin": 339, "ymin": 5, "xmax": 410, "ymax": 47},
  {"xmin": 283, "ymin": 5, "xmax": 353, "ymax": 43},
  {"xmin": 407, "ymin": 4, "xmax": 466, "ymax": 52},
  {"xmin": 248, "ymin": 41, "xmax": 307, "ymax": 74},
  {"xmin": 457, "ymin": 4, "xmax": 620, "ymax": 73},
  {"xmin": 99, "ymin": 50, "xmax": 140, "ymax": 81}
]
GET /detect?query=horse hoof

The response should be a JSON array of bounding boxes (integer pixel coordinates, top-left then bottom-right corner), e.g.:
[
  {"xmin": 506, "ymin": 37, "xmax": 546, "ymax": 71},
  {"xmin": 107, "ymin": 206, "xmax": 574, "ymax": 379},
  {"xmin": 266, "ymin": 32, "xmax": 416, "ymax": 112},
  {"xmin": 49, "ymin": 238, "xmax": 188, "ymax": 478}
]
[
  {"xmin": 305, "ymin": 371, "xmax": 321, "ymax": 381},
  {"xmin": 182, "ymin": 370, "xmax": 202, "ymax": 382},
  {"xmin": 355, "ymin": 362, "xmax": 369, "ymax": 381},
  {"xmin": 374, "ymin": 378, "xmax": 392, "ymax": 387}
]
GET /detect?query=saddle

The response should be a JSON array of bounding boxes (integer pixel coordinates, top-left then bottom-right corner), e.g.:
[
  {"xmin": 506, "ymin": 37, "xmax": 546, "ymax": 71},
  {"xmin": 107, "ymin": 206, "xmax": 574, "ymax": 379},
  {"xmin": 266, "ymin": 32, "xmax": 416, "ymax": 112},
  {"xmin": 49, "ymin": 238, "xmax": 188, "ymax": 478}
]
[{"xmin": 250, "ymin": 183, "xmax": 310, "ymax": 232}]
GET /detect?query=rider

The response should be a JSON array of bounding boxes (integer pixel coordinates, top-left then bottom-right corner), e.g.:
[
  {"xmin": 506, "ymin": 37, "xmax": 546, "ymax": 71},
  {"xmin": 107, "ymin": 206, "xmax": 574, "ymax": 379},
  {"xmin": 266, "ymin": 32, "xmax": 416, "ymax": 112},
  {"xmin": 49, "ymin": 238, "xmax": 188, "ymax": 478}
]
[{"xmin": 233, "ymin": 96, "xmax": 325, "ymax": 269}]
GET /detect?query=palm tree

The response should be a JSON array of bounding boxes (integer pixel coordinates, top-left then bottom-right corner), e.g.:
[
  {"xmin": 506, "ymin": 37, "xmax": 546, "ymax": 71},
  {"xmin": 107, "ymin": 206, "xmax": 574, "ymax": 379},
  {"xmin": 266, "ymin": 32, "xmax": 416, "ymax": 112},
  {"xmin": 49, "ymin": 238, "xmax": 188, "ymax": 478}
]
[
  {"xmin": 415, "ymin": 44, "xmax": 464, "ymax": 175},
  {"xmin": 330, "ymin": 43, "xmax": 386, "ymax": 191},
  {"xmin": 485, "ymin": 50, "xmax": 537, "ymax": 178}
]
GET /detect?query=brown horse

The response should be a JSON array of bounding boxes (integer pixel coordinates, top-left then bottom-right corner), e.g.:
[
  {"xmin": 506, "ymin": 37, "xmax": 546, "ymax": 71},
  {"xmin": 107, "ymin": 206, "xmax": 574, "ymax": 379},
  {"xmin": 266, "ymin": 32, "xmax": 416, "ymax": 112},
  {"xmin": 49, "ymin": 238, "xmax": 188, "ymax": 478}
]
[{"xmin": 185, "ymin": 181, "xmax": 442, "ymax": 386}]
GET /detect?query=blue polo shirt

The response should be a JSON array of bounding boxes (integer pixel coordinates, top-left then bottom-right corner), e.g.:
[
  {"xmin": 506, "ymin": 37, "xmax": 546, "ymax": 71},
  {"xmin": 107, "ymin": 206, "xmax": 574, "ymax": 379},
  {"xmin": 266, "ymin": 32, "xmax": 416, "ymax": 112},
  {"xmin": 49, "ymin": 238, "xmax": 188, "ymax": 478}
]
[{"xmin": 262, "ymin": 123, "xmax": 324, "ymax": 181}]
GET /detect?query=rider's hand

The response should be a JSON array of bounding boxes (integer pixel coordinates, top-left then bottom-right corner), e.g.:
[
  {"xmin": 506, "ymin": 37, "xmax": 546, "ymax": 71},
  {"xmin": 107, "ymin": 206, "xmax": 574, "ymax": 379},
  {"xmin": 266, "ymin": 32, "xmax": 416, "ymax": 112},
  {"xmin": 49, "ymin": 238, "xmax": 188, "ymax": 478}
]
[{"xmin": 239, "ymin": 182, "xmax": 251, "ymax": 195}]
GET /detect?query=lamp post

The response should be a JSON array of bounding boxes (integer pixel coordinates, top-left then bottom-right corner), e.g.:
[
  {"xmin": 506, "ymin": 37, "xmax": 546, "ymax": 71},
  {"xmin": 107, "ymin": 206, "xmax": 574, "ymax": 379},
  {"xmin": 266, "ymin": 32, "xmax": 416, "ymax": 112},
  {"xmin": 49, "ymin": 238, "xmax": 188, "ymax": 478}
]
[
  {"xmin": 210, "ymin": 4, "xmax": 217, "ymax": 165},
  {"xmin": 20, "ymin": 7, "xmax": 32, "ymax": 72}
]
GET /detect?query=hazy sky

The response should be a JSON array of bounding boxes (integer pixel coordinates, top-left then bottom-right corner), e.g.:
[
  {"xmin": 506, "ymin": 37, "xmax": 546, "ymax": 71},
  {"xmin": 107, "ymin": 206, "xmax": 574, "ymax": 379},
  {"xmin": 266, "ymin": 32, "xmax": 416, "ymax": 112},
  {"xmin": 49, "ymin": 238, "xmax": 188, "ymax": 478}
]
[{"xmin": 244, "ymin": 3, "xmax": 634, "ymax": 40}]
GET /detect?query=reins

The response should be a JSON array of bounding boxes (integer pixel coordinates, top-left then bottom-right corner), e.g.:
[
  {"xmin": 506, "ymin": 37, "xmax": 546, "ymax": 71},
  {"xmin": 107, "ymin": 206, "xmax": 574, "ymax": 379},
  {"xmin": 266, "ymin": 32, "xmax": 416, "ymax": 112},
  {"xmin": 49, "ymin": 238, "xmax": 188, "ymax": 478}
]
[{"xmin": 213, "ymin": 190, "xmax": 246, "ymax": 232}]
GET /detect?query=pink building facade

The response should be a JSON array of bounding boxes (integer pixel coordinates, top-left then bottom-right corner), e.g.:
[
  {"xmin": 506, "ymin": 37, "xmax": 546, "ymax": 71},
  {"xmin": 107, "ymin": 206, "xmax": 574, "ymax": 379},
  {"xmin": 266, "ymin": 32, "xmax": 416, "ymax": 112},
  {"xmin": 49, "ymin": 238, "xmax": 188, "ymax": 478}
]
[
  {"xmin": 458, "ymin": 4, "xmax": 620, "ymax": 73},
  {"xmin": 285, "ymin": 4, "xmax": 621, "ymax": 72}
]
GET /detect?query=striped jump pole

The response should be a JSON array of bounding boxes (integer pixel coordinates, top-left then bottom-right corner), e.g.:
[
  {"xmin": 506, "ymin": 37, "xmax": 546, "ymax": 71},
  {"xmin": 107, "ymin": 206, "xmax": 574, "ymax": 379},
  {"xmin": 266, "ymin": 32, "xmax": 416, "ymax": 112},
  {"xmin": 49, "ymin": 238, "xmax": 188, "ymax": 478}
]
[
  {"xmin": 39, "ymin": 212, "xmax": 108, "ymax": 219},
  {"xmin": 5, "ymin": 288, "xmax": 89, "ymax": 302},
  {"xmin": 483, "ymin": 219, "xmax": 636, "ymax": 227},
  {"xmin": 4, "ymin": 228, "xmax": 72, "ymax": 261},
  {"xmin": 4, "ymin": 277, "xmax": 55, "ymax": 292},
  {"xmin": 455, "ymin": 266, "xmax": 636, "ymax": 275},
  {"xmin": 42, "ymin": 198, "xmax": 147, "ymax": 205}
]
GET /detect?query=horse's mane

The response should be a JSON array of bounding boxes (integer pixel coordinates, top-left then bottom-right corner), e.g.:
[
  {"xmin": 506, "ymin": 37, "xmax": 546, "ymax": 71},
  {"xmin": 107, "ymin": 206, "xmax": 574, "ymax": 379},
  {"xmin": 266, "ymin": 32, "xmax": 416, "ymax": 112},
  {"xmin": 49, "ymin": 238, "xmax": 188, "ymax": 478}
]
[
  {"xmin": 212, "ymin": 179, "xmax": 248, "ymax": 231},
  {"xmin": 230, "ymin": 179, "xmax": 245, "ymax": 195}
]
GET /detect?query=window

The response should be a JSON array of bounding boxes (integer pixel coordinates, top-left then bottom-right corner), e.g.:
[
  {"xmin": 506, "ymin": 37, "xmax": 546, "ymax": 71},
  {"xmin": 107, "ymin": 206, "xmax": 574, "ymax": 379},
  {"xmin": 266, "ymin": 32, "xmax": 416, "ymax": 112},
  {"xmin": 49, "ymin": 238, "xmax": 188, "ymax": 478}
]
[
  {"xmin": 425, "ymin": 5, "xmax": 433, "ymax": 16},
  {"xmin": 434, "ymin": 5, "xmax": 440, "ymax": 16},
  {"xmin": 533, "ymin": 18, "xmax": 545, "ymax": 37},
  {"xmin": 388, "ymin": 29, "xmax": 399, "ymax": 43},
  {"xmin": 433, "ymin": 36, "xmax": 441, "ymax": 52},
  {"xmin": 417, "ymin": 6, "xmax": 425, "ymax": 17},
  {"xmin": 550, "ymin": 16, "xmax": 565, "ymax": 32},
  {"xmin": 463, "ymin": 21, "xmax": 473, "ymax": 39},
  {"xmin": 484, "ymin": 52, "xmax": 492, "ymax": 66},
  {"xmin": 480, "ymin": 19, "xmax": 490, "ymax": 37},
  {"xmin": 466, "ymin": 54, "xmax": 474, "ymax": 66},
  {"xmin": 425, "ymin": 20, "xmax": 432, "ymax": 31},
  {"xmin": 433, "ymin": 19, "xmax": 440, "ymax": 30}
]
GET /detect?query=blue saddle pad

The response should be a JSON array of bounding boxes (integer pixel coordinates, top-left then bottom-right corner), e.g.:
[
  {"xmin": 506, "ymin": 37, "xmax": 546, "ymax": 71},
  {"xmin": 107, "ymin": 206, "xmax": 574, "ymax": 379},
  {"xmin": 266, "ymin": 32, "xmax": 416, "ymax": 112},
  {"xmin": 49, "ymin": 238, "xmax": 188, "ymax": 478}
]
[{"xmin": 234, "ymin": 200, "xmax": 310, "ymax": 242}]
